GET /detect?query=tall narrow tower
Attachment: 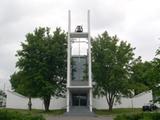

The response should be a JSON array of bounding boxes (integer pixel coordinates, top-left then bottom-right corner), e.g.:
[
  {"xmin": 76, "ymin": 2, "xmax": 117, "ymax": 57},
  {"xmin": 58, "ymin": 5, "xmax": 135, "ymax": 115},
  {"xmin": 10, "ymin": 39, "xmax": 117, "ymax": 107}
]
[{"xmin": 66, "ymin": 10, "xmax": 92, "ymax": 112}]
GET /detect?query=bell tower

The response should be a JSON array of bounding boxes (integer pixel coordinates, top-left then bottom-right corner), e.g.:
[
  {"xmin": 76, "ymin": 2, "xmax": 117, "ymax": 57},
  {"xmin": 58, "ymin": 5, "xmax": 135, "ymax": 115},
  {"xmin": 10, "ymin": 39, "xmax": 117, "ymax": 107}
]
[{"xmin": 66, "ymin": 10, "xmax": 92, "ymax": 112}]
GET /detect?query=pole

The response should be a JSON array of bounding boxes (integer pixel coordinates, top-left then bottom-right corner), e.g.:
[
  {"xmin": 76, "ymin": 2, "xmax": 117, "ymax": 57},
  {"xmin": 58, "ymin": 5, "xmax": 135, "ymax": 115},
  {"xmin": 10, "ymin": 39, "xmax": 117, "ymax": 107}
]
[
  {"xmin": 88, "ymin": 10, "xmax": 91, "ymax": 87},
  {"xmin": 67, "ymin": 10, "xmax": 71, "ymax": 112},
  {"xmin": 88, "ymin": 10, "xmax": 92, "ymax": 112}
]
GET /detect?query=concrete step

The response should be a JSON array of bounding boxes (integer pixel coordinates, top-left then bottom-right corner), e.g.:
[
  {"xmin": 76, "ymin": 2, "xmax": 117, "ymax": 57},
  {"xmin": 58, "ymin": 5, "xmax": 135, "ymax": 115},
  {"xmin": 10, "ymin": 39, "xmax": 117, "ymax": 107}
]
[{"xmin": 64, "ymin": 107, "xmax": 96, "ymax": 116}]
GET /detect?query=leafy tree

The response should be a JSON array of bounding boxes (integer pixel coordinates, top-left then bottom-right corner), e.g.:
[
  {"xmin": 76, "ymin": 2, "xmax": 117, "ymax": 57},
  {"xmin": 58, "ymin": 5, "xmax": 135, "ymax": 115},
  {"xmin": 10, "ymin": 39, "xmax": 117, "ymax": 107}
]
[
  {"xmin": 130, "ymin": 47, "xmax": 160, "ymax": 104},
  {"xmin": 0, "ymin": 90, "xmax": 6, "ymax": 107},
  {"xmin": 128, "ymin": 57, "xmax": 153, "ymax": 109},
  {"xmin": 151, "ymin": 48, "xmax": 160, "ymax": 103},
  {"xmin": 10, "ymin": 27, "xmax": 67, "ymax": 111},
  {"xmin": 0, "ymin": 90, "xmax": 6, "ymax": 97},
  {"xmin": 129, "ymin": 57, "xmax": 151, "ymax": 95},
  {"xmin": 92, "ymin": 31, "xmax": 135, "ymax": 111},
  {"xmin": 10, "ymin": 71, "xmax": 36, "ymax": 110},
  {"xmin": 154, "ymin": 48, "xmax": 160, "ymax": 84},
  {"xmin": 130, "ymin": 54, "xmax": 160, "ymax": 99}
]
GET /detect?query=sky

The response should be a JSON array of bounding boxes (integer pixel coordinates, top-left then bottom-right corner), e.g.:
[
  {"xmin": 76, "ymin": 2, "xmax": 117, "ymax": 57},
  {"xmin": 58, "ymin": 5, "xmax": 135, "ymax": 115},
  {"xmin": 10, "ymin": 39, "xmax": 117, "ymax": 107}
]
[{"xmin": 0, "ymin": 0, "xmax": 160, "ymax": 89}]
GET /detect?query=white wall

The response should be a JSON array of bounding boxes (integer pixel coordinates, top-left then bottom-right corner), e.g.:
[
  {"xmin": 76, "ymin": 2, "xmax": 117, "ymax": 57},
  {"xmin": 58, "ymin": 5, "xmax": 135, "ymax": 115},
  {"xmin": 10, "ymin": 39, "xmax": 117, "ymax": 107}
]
[
  {"xmin": 6, "ymin": 90, "xmax": 153, "ymax": 110},
  {"xmin": 6, "ymin": 91, "xmax": 28, "ymax": 109},
  {"xmin": 50, "ymin": 97, "xmax": 66, "ymax": 109},
  {"xmin": 93, "ymin": 90, "xmax": 153, "ymax": 109},
  {"xmin": 6, "ymin": 90, "xmax": 66, "ymax": 110}
]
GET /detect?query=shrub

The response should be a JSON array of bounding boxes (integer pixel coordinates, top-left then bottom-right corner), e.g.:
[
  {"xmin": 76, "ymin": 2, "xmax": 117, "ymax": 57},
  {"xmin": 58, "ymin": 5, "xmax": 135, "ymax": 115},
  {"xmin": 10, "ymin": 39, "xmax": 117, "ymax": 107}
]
[
  {"xmin": 114, "ymin": 113, "xmax": 160, "ymax": 120},
  {"xmin": 0, "ymin": 110, "xmax": 45, "ymax": 120}
]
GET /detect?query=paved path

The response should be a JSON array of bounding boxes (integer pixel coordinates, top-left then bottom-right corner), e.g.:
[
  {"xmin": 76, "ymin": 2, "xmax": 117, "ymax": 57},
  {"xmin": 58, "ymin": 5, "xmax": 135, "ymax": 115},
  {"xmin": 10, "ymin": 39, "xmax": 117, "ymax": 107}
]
[{"xmin": 45, "ymin": 115, "xmax": 113, "ymax": 120}]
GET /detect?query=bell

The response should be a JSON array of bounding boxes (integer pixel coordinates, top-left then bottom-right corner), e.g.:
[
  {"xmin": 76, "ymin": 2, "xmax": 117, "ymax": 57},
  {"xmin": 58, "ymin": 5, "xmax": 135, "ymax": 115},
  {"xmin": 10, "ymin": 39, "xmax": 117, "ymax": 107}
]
[{"xmin": 75, "ymin": 25, "xmax": 83, "ymax": 32}]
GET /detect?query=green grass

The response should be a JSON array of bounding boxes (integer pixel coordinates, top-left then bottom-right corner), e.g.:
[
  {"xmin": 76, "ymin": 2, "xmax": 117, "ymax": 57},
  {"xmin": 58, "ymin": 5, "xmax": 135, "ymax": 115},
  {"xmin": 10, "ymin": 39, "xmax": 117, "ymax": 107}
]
[
  {"xmin": 0, "ymin": 110, "xmax": 45, "ymax": 120},
  {"xmin": 1, "ymin": 108, "xmax": 148, "ymax": 117},
  {"xmin": 2, "ymin": 108, "xmax": 65, "ymax": 116},
  {"xmin": 94, "ymin": 108, "xmax": 142, "ymax": 116},
  {"xmin": 114, "ymin": 112, "xmax": 160, "ymax": 120}
]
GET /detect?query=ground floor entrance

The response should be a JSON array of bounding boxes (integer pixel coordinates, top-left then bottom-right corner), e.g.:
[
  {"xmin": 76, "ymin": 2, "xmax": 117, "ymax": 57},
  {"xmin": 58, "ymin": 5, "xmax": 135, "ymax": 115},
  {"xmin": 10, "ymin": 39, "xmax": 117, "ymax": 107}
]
[
  {"xmin": 72, "ymin": 93, "xmax": 87, "ymax": 106},
  {"xmin": 66, "ymin": 88, "xmax": 92, "ymax": 112}
]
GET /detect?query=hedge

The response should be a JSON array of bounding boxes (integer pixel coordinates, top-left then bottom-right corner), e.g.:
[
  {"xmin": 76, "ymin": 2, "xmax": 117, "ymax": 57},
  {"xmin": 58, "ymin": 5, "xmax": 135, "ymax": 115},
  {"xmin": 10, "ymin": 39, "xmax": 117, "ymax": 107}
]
[
  {"xmin": 0, "ymin": 110, "xmax": 45, "ymax": 120},
  {"xmin": 114, "ymin": 112, "xmax": 160, "ymax": 120}
]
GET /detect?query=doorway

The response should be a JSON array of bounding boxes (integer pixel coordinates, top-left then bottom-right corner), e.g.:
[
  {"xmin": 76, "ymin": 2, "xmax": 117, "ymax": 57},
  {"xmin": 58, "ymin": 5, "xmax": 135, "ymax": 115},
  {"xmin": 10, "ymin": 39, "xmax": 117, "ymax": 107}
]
[{"xmin": 72, "ymin": 93, "xmax": 87, "ymax": 106}]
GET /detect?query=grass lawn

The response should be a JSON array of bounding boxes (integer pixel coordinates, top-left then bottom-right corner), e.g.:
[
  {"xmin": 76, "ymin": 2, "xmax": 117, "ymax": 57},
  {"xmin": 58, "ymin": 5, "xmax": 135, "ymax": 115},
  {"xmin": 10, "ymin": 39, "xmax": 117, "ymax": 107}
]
[
  {"xmin": 1, "ymin": 108, "xmax": 155, "ymax": 117},
  {"xmin": 94, "ymin": 108, "xmax": 143, "ymax": 116},
  {"xmin": 1, "ymin": 108, "xmax": 65, "ymax": 116}
]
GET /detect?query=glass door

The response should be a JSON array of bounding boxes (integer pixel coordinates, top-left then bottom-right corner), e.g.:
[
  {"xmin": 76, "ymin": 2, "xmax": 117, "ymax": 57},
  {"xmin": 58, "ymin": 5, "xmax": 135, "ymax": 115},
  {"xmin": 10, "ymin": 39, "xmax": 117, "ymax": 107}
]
[{"xmin": 72, "ymin": 93, "xmax": 87, "ymax": 106}]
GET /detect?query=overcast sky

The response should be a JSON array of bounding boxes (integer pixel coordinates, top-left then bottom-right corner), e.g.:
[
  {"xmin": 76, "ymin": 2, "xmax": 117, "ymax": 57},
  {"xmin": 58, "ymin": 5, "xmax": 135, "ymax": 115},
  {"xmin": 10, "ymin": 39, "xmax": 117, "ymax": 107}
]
[{"xmin": 0, "ymin": 0, "xmax": 160, "ymax": 89}]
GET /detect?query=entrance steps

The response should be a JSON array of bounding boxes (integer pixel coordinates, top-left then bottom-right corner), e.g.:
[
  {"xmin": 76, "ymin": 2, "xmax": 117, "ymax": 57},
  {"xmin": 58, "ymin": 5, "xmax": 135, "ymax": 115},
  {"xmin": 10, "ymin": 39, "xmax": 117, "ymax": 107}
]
[{"xmin": 64, "ymin": 106, "xmax": 96, "ymax": 116}]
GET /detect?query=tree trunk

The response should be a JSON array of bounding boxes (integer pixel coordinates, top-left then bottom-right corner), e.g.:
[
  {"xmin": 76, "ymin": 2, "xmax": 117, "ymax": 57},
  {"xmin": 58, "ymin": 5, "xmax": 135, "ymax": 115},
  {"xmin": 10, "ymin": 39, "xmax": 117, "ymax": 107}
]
[
  {"xmin": 106, "ymin": 94, "xmax": 114, "ymax": 112},
  {"xmin": 108, "ymin": 102, "xmax": 113, "ymax": 112},
  {"xmin": 43, "ymin": 96, "xmax": 51, "ymax": 112},
  {"xmin": 131, "ymin": 98, "xmax": 134, "ymax": 111},
  {"xmin": 28, "ymin": 97, "xmax": 32, "ymax": 111}
]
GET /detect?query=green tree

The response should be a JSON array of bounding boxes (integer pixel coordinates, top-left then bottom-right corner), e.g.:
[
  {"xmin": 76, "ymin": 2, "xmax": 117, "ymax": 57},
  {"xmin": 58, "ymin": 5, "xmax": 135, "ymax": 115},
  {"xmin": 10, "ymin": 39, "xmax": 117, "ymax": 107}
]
[
  {"xmin": 0, "ymin": 90, "xmax": 6, "ymax": 107},
  {"xmin": 128, "ymin": 57, "xmax": 152, "ymax": 110},
  {"xmin": 129, "ymin": 57, "xmax": 150, "ymax": 95},
  {"xmin": 92, "ymin": 31, "xmax": 135, "ymax": 111},
  {"xmin": 154, "ymin": 48, "xmax": 160, "ymax": 84},
  {"xmin": 130, "ymin": 56, "xmax": 160, "ymax": 100},
  {"xmin": 10, "ymin": 27, "xmax": 67, "ymax": 111},
  {"xmin": 151, "ymin": 48, "xmax": 160, "ymax": 103},
  {"xmin": 10, "ymin": 71, "xmax": 36, "ymax": 111},
  {"xmin": 129, "ymin": 47, "xmax": 160, "ymax": 105},
  {"xmin": 0, "ymin": 90, "xmax": 6, "ymax": 97}
]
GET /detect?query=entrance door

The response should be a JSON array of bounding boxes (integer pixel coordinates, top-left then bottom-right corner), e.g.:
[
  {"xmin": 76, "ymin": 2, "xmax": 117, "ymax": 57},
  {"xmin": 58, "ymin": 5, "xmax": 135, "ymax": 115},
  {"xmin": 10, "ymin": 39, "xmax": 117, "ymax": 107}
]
[{"xmin": 72, "ymin": 93, "xmax": 87, "ymax": 106}]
